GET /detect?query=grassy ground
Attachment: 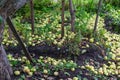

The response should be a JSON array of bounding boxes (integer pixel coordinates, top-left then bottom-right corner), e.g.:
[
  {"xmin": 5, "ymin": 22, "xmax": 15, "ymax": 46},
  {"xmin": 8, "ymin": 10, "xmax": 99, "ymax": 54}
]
[{"xmin": 2, "ymin": 4, "xmax": 120, "ymax": 80}]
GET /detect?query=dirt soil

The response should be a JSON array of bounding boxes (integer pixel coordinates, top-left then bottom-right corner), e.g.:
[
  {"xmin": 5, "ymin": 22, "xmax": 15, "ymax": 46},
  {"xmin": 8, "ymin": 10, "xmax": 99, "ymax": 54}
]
[{"xmin": 4, "ymin": 40, "xmax": 110, "ymax": 80}]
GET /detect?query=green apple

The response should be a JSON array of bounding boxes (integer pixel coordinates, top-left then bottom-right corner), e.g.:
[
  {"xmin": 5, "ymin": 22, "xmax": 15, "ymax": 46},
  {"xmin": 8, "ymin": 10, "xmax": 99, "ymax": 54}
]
[
  {"xmin": 31, "ymin": 67, "xmax": 36, "ymax": 72},
  {"xmin": 43, "ymin": 69, "xmax": 48, "ymax": 74},
  {"xmin": 71, "ymin": 68, "xmax": 75, "ymax": 71},
  {"xmin": 86, "ymin": 44, "xmax": 89, "ymax": 48},
  {"xmin": 81, "ymin": 66, "xmax": 85, "ymax": 69},
  {"xmin": 73, "ymin": 77, "xmax": 78, "ymax": 80},
  {"xmin": 89, "ymin": 38, "xmax": 94, "ymax": 43},
  {"xmin": 23, "ymin": 66, "xmax": 30, "ymax": 73},
  {"xmin": 52, "ymin": 61, "xmax": 57, "ymax": 66},
  {"xmin": 39, "ymin": 56, "xmax": 43, "ymax": 59},
  {"xmin": 14, "ymin": 70, "xmax": 20, "ymax": 76},
  {"xmin": 28, "ymin": 72, "xmax": 33, "ymax": 76},
  {"xmin": 54, "ymin": 71, "xmax": 59, "ymax": 76},
  {"xmin": 104, "ymin": 56, "xmax": 108, "ymax": 60},
  {"xmin": 98, "ymin": 68, "xmax": 103, "ymax": 74}
]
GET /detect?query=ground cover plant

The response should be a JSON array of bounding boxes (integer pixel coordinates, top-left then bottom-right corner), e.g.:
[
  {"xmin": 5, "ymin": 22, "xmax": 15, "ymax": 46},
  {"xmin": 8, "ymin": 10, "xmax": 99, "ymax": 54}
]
[{"xmin": 1, "ymin": 0, "xmax": 120, "ymax": 80}]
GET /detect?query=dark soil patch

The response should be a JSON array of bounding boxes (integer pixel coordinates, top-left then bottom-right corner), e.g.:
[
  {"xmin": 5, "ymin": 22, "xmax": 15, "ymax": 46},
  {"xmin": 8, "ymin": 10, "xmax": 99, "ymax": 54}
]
[
  {"xmin": 104, "ymin": 16, "xmax": 120, "ymax": 34},
  {"xmin": 5, "ymin": 41, "xmax": 107, "ymax": 80},
  {"xmin": 5, "ymin": 41, "xmax": 105, "ymax": 62}
]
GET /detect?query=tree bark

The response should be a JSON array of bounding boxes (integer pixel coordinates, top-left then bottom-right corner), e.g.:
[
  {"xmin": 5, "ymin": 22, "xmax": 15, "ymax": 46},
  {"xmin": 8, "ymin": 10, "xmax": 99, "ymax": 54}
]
[
  {"xmin": 0, "ymin": 0, "xmax": 31, "ymax": 79},
  {"xmin": 93, "ymin": 0, "xmax": 102, "ymax": 34},
  {"xmin": 0, "ymin": 15, "xmax": 13, "ymax": 80},
  {"xmin": 0, "ymin": 0, "xmax": 30, "ymax": 17},
  {"xmin": 69, "ymin": 0, "xmax": 75, "ymax": 32},
  {"xmin": 30, "ymin": 0, "xmax": 35, "ymax": 34},
  {"xmin": 61, "ymin": 0, "xmax": 65, "ymax": 38}
]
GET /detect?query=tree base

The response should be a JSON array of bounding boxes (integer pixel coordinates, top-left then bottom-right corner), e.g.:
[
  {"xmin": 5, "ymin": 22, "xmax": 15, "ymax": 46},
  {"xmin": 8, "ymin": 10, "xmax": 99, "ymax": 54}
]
[{"xmin": 0, "ymin": 45, "xmax": 13, "ymax": 80}]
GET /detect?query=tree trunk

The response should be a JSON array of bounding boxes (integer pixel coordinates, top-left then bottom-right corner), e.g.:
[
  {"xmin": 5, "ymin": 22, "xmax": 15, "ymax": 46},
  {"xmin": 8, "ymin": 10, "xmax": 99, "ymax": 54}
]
[
  {"xmin": 0, "ymin": 0, "xmax": 31, "ymax": 79},
  {"xmin": 0, "ymin": 0, "xmax": 30, "ymax": 17},
  {"xmin": 30, "ymin": 0, "xmax": 35, "ymax": 34},
  {"xmin": 61, "ymin": 0, "xmax": 65, "ymax": 38},
  {"xmin": 93, "ymin": 0, "xmax": 102, "ymax": 34},
  {"xmin": 69, "ymin": 0, "xmax": 75, "ymax": 32},
  {"xmin": 0, "ymin": 15, "xmax": 13, "ymax": 80}
]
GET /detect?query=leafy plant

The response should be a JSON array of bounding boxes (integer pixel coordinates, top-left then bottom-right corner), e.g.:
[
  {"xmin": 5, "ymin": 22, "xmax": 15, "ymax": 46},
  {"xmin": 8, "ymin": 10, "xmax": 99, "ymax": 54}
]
[
  {"xmin": 104, "ymin": 0, "xmax": 120, "ymax": 7},
  {"xmin": 105, "ymin": 9, "xmax": 120, "ymax": 33}
]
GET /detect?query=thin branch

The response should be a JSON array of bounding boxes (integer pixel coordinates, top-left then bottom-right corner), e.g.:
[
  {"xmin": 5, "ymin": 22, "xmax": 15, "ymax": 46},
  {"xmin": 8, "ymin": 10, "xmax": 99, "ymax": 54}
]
[
  {"xmin": 93, "ymin": 0, "xmax": 103, "ymax": 34},
  {"xmin": 6, "ymin": 17, "xmax": 33, "ymax": 63}
]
